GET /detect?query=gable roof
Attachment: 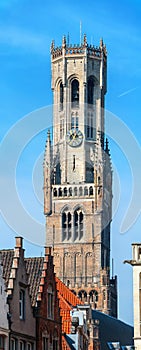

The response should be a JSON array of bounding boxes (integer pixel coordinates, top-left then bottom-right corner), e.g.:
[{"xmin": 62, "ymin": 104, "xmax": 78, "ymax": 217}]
[
  {"xmin": 25, "ymin": 257, "xmax": 44, "ymax": 306},
  {"xmin": 0, "ymin": 250, "xmax": 14, "ymax": 287}
]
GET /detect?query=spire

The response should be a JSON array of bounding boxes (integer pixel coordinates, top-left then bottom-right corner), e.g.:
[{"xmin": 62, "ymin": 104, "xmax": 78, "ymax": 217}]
[
  {"xmin": 50, "ymin": 40, "xmax": 55, "ymax": 53},
  {"xmin": 43, "ymin": 130, "xmax": 51, "ymax": 168}
]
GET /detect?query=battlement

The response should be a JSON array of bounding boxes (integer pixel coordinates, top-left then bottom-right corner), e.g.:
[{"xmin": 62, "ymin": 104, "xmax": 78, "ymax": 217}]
[{"xmin": 51, "ymin": 34, "xmax": 107, "ymax": 61}]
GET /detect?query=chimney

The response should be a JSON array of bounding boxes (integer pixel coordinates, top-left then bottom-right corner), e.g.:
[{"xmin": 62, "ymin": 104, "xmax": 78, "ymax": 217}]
[
  {"xmin": 15, "ymin": 237, "xmax": 23, "ymax": 249},
  {"xmin": 44, "ymin": 246, "xmax": 52, "ymax": 256}
]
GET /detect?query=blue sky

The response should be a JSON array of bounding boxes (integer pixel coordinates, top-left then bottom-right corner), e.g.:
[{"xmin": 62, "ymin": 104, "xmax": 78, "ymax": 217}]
[{"xmin": 0, "ymin": 0, "xmax": 141, "ymax": 326}]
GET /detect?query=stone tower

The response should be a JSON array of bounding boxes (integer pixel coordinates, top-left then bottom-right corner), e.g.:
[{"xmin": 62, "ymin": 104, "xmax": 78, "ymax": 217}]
[{"xmin": 43, "ymin": 35, "xmax": 117, "ymax": 317}]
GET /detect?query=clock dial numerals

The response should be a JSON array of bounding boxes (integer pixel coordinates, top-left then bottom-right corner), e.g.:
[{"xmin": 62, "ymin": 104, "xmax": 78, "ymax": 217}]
[{"xmin": 66, "ymin": 128, "xmax": 83, "ymax": 147}]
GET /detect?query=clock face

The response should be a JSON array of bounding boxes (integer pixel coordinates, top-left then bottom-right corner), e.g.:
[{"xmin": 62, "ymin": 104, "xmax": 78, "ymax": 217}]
[{"xmin": 66, "ymin": 128, "xmax": 83, "ymax": 147}]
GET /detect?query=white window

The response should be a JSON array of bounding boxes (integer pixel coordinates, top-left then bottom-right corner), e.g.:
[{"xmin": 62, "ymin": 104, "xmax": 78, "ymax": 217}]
[
  {"xmin": 47, "ymin": 285, "xmax": 54, "ymax": 319},
  {"xmin": 19, "ymin": 289, "xmax": 25, "ymax": 319}
]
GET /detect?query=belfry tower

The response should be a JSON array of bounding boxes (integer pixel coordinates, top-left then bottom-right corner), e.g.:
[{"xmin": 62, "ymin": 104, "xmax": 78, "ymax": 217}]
[{"xmin": 43, "ymin": 35, "xmax": 117, "ymax": 317}]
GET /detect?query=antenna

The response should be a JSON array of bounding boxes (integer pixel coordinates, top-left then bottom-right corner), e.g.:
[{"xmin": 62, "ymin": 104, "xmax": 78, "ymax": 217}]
[{"xmin": 80, "ymin": 20, "xmax": 82, "ymax": 45}]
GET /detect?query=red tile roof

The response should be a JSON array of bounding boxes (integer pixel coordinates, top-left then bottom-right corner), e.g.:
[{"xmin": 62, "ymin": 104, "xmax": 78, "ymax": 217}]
[
  {"xmin": 56, "ymin": 277, "xmax": 83, "ymax": 307},
  {"xmin": 56, "ymin": 277, "xmax": 83, "ymax": 336}
]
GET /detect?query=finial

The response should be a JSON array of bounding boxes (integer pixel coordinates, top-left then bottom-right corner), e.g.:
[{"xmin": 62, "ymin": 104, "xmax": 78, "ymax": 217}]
[
  {"xmin": 47, "ymin": 129, "xmax": 51, "ymax": 141},
  {"xmin": 105, "ymin": 138, "xmax": 110, "ymax": 155},
  {"xmin": 83, "ymin": 34, "xmax": 87, "ymax": 47},
  {"xmin": 100, "ymin": 38, "xmax": 103, "ymax": 48},
  {"xmin": 62, "ymin": 35, "xmax": 66, "ymax": 48},
  {"xmin": 50, "ymin": 40, "xmax": 55, "ymax": 53}
]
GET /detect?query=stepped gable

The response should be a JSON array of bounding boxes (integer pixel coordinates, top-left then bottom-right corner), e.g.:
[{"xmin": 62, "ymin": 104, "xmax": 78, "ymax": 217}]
[{"xmin": 25, "ymin": 257, "xmax": 44, "ymax": 306}]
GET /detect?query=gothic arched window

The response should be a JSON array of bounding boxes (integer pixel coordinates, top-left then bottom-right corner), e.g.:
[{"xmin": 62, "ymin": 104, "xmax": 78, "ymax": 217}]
[
  {"xmin": 71, "ymin": 79, "xmax": 79, "ymax": 108},
  {"xmin": 89, "ymin": 289, "xmax": 98, "ymax": 303},
  {"xmin": 60, "ymin": 82, "xmax": 63, "ymax": 110},
  {"xmin": 87, "ymin": 78, "xmax": 94, "ymax": 104},
  {"xmin": 74, "ymin": 208, "xmax": 84, "ymax": 241},
  {"xmin": 62, "ymin": 209, "xmax": 72, "ymax": 241},
  {"xmin": 78, "ymin": 290, "xmax": 87, "ymax": 302}
]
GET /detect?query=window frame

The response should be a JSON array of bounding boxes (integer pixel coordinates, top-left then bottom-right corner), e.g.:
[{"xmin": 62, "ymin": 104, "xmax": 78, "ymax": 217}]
[
  {"xmin": 47, "ymin": 284, "xmax": 54, "ymax": 319},
  {"xmin": 19, "ymin": 289, "xmax": 25, "ymax": 320}
]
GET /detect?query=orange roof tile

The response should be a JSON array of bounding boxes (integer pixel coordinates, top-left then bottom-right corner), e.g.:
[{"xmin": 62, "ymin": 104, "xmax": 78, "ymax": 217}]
[
  {"xmin": 56, "ymin": 277, "xmax": 83, "ymax": 307},
  {"xmin": 56, "ymin": 277, "xmax": 84, "ymax": 337}
]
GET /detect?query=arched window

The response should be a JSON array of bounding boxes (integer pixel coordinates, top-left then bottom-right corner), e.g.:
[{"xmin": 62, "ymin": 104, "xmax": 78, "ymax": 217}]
[
  {"xmin": 84, "ymin": 186, "xmax": 88, "ymax": 196},
  {"xmin": 62, "ymin": 209, "xmax": 72, "ymax": 241},
  {"xmin": 63, "ymin": 187, "xmax": 67, "ymax": 196},
  {"xmin": 71, "ymin": 79, "xmax": 79, "ymax": 108},
  {"xmin": 42, "ymin": 330, "xmax": 49, "ymax": 350},
  {"xmin": 53, "ymin": 330, "xmax": 58, "ymax": 350},
  {"xmin": 53, "ymin": 188, "xmax": 57, "ymax": 197},
  {"xmin": 89, "ymin": 290, "xmax": 98, "ymax": 309},
  {"xmin": 60, "ymin": 82, "xmax": 63, "ymax": 110},
  {"xmin": 74, "ymin": 187, "xmax": 77, "ymax": 196},
  {"xmin": 89, "ymin": 186, "xmax": 93, "ymax": 196},
  {"xmin": 87, "ymin": 78, "xmax": 94, "ymax": 104},
  {"xmin": 69, "ymin": 187, "xmax": 72, "ymax": 196},
  {"xmin": 47, "ymin": 284, "xmax": 54, "ymax": 319},
  {"xmin": 79, "ymin": 187, "xmax": 83, "ymax": 196},
  {"xmin": 58, "ymin": 187, "xmax": 62, "ymax": 197},
  {"xmin": 78, "ymin": 290, "xmax": 87, "ymax": 302},
  {"xmin": 74, "ymin": 208, "xmax": 84, "ymax": 241}
]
